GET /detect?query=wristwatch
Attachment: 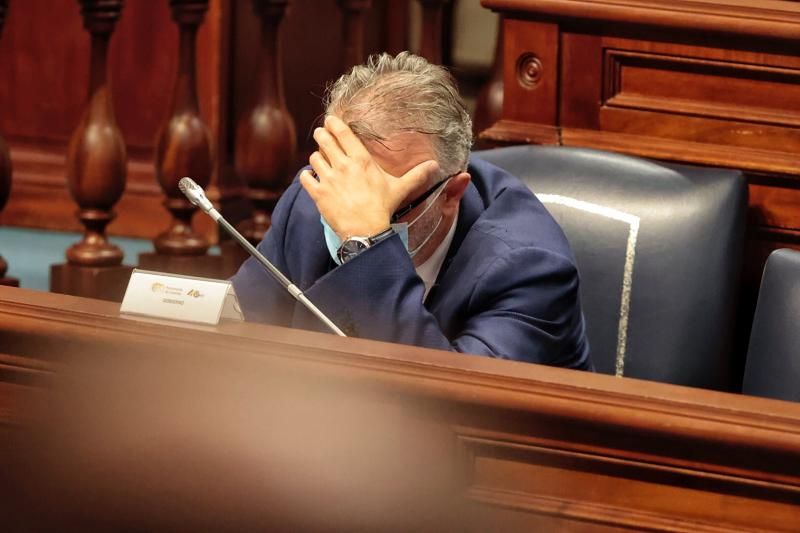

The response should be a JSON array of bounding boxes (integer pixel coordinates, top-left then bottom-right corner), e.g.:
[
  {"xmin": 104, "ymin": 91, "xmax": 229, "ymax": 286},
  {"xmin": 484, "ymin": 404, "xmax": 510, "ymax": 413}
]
[{"xmin": 337, "ymin": 227, "xmax": 395, "ymax": 264}]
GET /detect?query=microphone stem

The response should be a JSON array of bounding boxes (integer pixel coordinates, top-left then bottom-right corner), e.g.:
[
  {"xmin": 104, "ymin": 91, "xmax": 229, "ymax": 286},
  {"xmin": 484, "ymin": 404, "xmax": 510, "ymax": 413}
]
[{"xmin": 214, "ymin": 212, "xmax": 347, "ymax": 337}]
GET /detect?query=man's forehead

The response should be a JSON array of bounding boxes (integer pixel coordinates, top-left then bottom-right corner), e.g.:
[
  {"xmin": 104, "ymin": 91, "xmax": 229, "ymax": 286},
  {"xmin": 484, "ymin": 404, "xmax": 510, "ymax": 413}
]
[{"xmin": 363, "ymin": 131, "xmax": 436, "ymax": 176}]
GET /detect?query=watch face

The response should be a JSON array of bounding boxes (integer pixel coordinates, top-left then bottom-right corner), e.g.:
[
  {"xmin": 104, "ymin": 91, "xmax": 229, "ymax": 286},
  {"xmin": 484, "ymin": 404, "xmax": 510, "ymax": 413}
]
[{"xmin": 338, "ymin": 237, "xmax": 370, "ymax": 263}]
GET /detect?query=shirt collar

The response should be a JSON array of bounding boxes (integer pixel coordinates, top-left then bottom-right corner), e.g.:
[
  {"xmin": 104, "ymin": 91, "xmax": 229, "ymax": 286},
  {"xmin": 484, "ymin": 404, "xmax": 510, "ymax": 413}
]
[{"xmin": 415, "ymin": 210, "xmax": 458, "ymax": 302}]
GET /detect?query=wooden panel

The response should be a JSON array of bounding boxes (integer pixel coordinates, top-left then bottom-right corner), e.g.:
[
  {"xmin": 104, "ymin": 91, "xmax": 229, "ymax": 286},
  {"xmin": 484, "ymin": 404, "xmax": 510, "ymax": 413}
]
[
  {"xmin": 555, "ymin": 127, "xmax": 799, "ymax": 178},
  {"xmin": 462, "ymin": 436, "xmax": 800, "ymax": 531},
  {"xmin": 3, "ymin": 287, "xmax": 800, "ymax": 530},
  {"xmin": 599, "ymin": 108, "xmax": 800, "ymax": 154},
  {"xmin": 604, "ymin": 51, "xmax": 800, "ymax": 128},
  {"xmin": 482, "ymin": 0, "xmax": 800, "ymax": 40},
  {"xmin": 481, "ymin": 0, "xmax": 800, "ymax": 178},
  {"xmin": 560, "ymin": 31, "xmax": 602, "ymax": 130},
  {"xmin": 592, "ymin": 34, "xmax": 800, "ymax": 159},
  {"xmin": 501, "ymin": 18, "xmax": 559, "ymax": 131},
  {"xmin": 750, "ymin": 177, "xmax": 800, "ymax": 231}
]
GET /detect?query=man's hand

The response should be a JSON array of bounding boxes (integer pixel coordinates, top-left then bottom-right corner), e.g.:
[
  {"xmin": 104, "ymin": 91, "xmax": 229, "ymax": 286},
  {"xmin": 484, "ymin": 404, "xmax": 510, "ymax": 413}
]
[{"xmin": 299, "ymin": 116, "xmax": 439, "ymax": 239}]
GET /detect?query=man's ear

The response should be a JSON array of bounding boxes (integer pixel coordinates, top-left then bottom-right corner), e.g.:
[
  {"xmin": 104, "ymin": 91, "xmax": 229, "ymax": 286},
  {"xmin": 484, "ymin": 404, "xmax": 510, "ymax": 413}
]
[{"xmin": 441, "ymin": 172, "xmax": 471, "ymax": 217}]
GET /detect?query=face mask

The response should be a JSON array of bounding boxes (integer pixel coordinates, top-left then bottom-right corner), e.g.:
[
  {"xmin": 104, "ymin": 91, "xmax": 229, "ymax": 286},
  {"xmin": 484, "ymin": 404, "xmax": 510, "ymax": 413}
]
[{"xmin": 321, "ymin": 184, "xmax": 446, "ymax": 265}]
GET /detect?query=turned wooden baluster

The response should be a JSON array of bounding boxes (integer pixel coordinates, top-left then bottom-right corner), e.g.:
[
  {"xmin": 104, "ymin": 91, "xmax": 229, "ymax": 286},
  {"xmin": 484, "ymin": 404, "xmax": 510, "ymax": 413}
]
[
  {"xmin": 140, "ymin": 0, "xmax": 222, "ymax": 278},
  {"xmin": 51, "ymin": 0, "xmax": 131, "ymax": 301},
  {"xmin": 418, "ymin": 0, "xmax": 448, "ymax": 65},
  {"xmin": 337, "ymin": 0, "xmax": 371, "ymax": 71},
  {"xmin": 155, "ymin": 0, "xmax": 212, "ymax": 256},
  {"xmin": 0, "ymin": 0, "xmax": 18, "ymax": 287},
  {"xmin": 234, "ymin": 0, "xmax": 296, "ymax": 247}
]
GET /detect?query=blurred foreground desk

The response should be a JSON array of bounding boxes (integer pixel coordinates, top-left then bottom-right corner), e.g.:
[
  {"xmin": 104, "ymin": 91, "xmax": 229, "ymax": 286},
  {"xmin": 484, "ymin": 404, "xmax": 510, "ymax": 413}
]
[{"xmin": 1, "ymin": 286, "xmax": 799, "ymax": 531}]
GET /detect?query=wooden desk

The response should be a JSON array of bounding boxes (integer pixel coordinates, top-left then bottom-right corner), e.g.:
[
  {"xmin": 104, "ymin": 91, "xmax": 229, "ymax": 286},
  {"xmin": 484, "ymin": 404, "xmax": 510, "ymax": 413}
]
[
  {"xmin": 1, "ymin": 286, "xmax": 799, "ymax": 530},
  {"xmin": 481, "ymin": 0, "xmax": 800, "ymax": 293}
]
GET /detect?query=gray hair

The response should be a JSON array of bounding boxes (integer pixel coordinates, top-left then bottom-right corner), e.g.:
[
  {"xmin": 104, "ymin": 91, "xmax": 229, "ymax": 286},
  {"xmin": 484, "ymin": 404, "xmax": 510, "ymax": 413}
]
[{"xmin": 324, "ymin": 52, "xmax": 473, "ymax": 176}]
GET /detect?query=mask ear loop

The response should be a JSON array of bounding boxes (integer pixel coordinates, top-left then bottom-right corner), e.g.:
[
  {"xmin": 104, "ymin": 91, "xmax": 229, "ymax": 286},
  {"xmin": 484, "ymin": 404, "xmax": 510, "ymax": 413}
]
[
  {"xmin": 405, "ymin": 182, "xmax": 450, "ymax": 256},
  {"xmin": 406, "ymin": 177, "xmax": 451, "ymax": 227}
]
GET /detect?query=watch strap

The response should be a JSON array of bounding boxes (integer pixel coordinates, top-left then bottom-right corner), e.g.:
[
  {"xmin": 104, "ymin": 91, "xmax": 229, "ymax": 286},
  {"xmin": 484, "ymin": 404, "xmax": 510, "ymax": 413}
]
[{"xmin": 368, "ymin": 227, "xmax": 395, "ymax": 245}]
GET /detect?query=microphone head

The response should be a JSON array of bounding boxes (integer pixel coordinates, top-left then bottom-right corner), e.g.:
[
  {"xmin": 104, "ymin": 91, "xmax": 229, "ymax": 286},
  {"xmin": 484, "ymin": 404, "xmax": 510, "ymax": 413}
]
[
  {"xmin": 179, "ymin": 177, "xmax": 213, "ymax": 213},
  {"xmin": 178, "ymin": 177, "xmax": 199, "ymax": 196}
]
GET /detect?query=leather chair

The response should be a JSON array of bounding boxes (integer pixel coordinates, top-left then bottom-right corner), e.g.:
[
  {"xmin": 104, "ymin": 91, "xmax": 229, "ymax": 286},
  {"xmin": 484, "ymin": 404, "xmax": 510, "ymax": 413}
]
[
  {"xmin": 742, "ymin": 248, "xmax": 800, "ymax": 402},
  {"xmin": 475, "ymin": 146, "xmax": 747, "ymax": 389}
]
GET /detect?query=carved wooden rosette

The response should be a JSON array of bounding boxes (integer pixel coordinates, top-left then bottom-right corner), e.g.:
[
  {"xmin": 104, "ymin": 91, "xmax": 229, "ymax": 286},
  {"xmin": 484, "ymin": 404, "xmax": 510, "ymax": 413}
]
[
  {"xmin": 337, "ymin": 0, "xmax": 371, "ymax": 71},
  {"xmin": 139, "ymin": 0, "xmax": 222, "ymax": 278},
  {"xmin": 51, "ymin": 0, "xmax": 131, "ymax": 301},
  {"xmin": 234, "ymin": 0, "xmax": 296, "ymax": 246},
  {"xmin": 0, "ymin": 0, "xmax": 18, "ymax": 287},
  {"xmin": 418, "ymin": 0, "xmax": 448, "ymax": 65}
]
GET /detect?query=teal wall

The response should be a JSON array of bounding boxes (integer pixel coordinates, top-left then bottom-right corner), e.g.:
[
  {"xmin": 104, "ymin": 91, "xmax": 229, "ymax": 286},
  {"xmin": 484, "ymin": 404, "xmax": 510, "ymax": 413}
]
[{"xmin": 0, "ymin": 228, "xmax": 153, "ymax": 291}]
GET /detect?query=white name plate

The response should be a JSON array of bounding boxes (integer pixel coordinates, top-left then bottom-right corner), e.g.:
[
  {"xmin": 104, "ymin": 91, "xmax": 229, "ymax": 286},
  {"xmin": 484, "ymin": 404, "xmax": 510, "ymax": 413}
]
[{"xmin": 120, "ymin": 269, "xmax": 243, "ymax": 325}]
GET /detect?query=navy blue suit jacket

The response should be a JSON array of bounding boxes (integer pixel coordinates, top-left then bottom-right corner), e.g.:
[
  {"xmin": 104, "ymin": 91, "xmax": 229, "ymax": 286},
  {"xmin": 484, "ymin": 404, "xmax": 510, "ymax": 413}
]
[{"xmin": 231, "ymin": 157, "xmax": 592, "ymax": 370}]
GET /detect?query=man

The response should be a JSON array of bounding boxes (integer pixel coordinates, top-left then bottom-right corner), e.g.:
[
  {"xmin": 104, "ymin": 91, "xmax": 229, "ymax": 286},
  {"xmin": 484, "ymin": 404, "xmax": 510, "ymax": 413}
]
[{"xmin": 232, "ymin": 52, "xmax": 592, "ymax": 370}]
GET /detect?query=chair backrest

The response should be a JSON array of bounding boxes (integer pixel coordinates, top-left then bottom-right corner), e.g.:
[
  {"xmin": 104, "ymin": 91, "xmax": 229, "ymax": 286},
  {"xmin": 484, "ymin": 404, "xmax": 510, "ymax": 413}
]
[
  {"xmin": 743, "ymin": 248, "xmax": 800, "ymax": 401},
  {"xmin": 475, "ymin": 145, "xmax": 746, "ymax": 389}
]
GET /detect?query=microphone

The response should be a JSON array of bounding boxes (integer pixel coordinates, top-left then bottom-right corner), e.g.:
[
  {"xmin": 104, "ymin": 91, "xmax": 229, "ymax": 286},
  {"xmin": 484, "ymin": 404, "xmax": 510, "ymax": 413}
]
[
  {"xmin": 179, "ymin": 177, "xmax": 346, "ymax": 337},
  {"xmin": 178, "ymin": 176, "xmax": 216, "ymax": 218}
]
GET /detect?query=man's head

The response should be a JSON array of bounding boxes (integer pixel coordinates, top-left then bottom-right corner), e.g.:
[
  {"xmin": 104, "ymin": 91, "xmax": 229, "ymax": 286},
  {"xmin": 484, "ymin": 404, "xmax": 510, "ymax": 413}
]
[
  {"xmin": 322, "ymin": 52, "xmax": 473, "ymax": 265},
  {"xmin": 324, "ymin": 52, "xmax": 473, "ymax": 177}
]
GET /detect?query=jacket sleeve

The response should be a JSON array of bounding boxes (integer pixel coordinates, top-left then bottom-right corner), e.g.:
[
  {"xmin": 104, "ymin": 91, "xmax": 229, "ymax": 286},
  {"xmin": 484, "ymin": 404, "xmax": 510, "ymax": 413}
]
[
  {"xmin": 299, "ymin": 235, "xmax": 589, "ymax": 367},
  {"xmin": 230, "ymin": 183, "xmax": 301, "ymax": 327},
  {"xmin": 454, "ymin": 246, "xmax": 589, "ymax": 368}
]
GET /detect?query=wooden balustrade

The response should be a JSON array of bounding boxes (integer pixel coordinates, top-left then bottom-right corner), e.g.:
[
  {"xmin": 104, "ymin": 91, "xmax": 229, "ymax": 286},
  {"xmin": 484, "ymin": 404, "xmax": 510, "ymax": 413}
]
[
  {"xmin": 337, "ymin": 0, "xmax": 371, "ymax": 71},
  {"xmin": 223, "ymin": 0, "xmax": 296, "ymax": 274},
  {"xmin": 50, "ymin": 0, "xmax": 133, "ymax": 302},
  {"xmin": 138, "ymin": 0, "xmax": 224, "ymax": 279},
  {"xmin": 0, "ymin": 0, "xmax": 17, "ymax": 288},
  {"xmin": 0, "ymin": 0, "xmax": 468, "ymax": 290}
]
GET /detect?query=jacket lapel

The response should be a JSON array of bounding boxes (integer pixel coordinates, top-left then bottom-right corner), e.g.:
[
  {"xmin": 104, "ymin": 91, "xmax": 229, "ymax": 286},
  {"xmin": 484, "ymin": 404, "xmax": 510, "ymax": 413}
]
[{"xmin": 424, "ymin": 181, "xmax": 484, "ymax": 310}]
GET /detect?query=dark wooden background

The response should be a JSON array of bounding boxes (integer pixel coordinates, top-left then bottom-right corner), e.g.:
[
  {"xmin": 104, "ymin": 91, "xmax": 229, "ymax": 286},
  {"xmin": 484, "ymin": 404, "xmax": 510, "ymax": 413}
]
[{"xmin": 0, "ymin": 0, "xmax": 426, "ymax": 238}]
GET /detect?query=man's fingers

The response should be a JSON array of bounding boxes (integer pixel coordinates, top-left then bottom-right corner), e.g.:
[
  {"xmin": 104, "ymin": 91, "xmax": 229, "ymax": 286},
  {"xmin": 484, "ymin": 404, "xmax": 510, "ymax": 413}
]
[
  {"xmin": 325, "ymin": 115, "xmax": 371, "ymax": 160},
  {"xmin": 397, "ymin": 159, "xmax": 440, "ymax": 195},
  {"xmin": 313, "ymin": 127, "xmax": 347, "ymax": 168},
  {"xmin": 309, "ymin": 151, "xmax": 332, "ymax": 180},
  {"xmin": 384, "ymin": 159, "xmax": 440, "ymax": 210},
  {"xmin": 299, "ymin": 170, "xmax": 321, "ymax": 200}
]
